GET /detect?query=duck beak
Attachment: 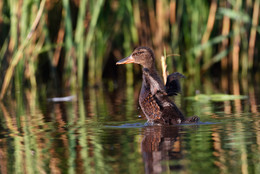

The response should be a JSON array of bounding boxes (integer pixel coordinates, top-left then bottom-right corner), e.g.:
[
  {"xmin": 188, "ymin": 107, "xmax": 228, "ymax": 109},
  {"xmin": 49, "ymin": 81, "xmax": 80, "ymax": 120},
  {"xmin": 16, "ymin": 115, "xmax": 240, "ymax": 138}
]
[{"xmin": 116, "ymin": 55, "xmax": 135, "ymax": 65}]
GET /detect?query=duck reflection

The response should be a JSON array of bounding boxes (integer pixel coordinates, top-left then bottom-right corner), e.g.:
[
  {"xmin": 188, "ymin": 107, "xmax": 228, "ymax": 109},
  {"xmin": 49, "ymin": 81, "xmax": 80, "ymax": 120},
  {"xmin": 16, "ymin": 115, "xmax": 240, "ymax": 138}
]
[{"xmin": 141, "ymin": 125, "xmax": 182, "ymax": 174}]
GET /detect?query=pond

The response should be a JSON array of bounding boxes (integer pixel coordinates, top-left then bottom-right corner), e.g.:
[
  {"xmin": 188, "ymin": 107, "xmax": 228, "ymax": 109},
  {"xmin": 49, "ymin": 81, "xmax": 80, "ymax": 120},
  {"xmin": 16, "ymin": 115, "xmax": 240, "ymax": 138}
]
[{"xmin": 0, "ymin": 78, "xmax": 259, "ymax": 174}]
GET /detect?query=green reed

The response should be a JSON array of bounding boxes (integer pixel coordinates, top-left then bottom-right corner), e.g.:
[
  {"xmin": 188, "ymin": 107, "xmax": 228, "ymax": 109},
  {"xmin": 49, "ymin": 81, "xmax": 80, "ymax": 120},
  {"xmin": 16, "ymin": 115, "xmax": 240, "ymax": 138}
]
[
  {"xmin": 75, "ymin": 0, "xmax": 88, "ymax": 88},
  {"xmin": 0, "ymin": 0, "xmax": 259, "ymax": 99}
]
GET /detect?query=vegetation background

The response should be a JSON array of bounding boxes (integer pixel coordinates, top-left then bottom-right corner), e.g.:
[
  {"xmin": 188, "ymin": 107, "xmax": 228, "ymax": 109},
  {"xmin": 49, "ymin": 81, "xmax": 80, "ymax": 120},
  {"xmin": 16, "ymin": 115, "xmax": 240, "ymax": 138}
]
[
  {"xmin": 0, "ymin": 0, "xmax": 259, "ymax": 99},
  {"xmin": 0, "ymin": 1, "xmax": 259, "ymax": 173}
]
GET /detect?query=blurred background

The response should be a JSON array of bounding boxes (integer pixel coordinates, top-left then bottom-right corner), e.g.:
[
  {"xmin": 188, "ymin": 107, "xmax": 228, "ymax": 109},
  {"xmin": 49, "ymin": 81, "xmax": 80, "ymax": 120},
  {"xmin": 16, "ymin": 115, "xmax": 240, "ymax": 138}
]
[
  {"xmin": 0, "ymin": 1, "xmax": 260, "ymax": 173},
  {"xmin": 0, "ymin": 0, "xmax": 259, "ymax": 98}
]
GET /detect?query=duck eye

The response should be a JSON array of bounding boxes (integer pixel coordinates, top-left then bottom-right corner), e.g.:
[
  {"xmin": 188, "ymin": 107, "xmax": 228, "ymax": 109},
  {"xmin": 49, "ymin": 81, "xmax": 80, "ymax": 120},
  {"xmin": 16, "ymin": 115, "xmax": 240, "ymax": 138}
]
[{"xmin": 133, "ymin": 51, "xmax": 144, "ymax": 56}]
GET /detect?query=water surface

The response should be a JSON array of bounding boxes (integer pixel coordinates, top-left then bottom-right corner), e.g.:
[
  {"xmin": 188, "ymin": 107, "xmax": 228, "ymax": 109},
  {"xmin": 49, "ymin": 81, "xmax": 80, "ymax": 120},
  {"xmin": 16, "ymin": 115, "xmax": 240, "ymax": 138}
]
[{"xmin": 0, "ymin": 80, "xmax": 259, "ymax": 174}]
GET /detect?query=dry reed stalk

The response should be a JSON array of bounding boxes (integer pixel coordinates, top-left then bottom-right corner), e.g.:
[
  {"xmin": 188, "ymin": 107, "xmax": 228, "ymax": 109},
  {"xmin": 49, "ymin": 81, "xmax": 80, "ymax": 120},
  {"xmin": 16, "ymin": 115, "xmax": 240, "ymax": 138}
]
[
  {"xmin": 195, "ymin": 0, "xmax": 217, "ymax": 63},
  {"xmin": 231, "ymin": 0, "xmax": 242, "ymax": 77},
  {"xmin": 154, "ymin": 1, "xmax": 169, "ymax": 72},
  {"xmin": 148, "ymin": 2, "xmax": 156, "ymax": 40},
  {"xmin": 248, "ymin": 0, "xmax": 259, "ymax": 68},
  {"xmin": 161, "ymin": 55, "xmax": 167, "ymax": 85},
  {"xmin": 220, "ymin": 15, "xmax": 230, "ymax": 71},
  {"xmin": 169, "ymin": 0, "xmax": 176, "ymax": 24},
  {"xmin": 154, "ymin": 0, "xmax": 163, "ymax": 55},
  {"xmin": 220, "ymin": 1, "xmax": 231, "ymax": 72},
  {"xmin": 201, "ymin": 0, "xmax": 217, "ymax": 44},
  {"xmin": 26, "ymin": 1, "xmax": 46, "ymax": 40},
  {"xmin": 53, "ymin": 22, "xmax": 65, "ymax": 67},
  {"xmin": 161, "ymin": 53, "xmax": 180, "ymax": 85},
  {"xmin": 232, "ymin": 28, "xmax": 240, "ymax": 76},
  {"xmin": 0, "ymin": 1, "xmax": 3, "ymax": 24}
]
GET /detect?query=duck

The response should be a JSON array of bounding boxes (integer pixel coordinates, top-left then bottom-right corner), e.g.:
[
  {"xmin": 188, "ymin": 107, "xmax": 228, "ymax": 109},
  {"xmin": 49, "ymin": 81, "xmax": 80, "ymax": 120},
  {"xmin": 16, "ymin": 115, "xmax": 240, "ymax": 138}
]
[{"xmin": 116, "ymin": 46, "xmax": 199, "ymax": 125}]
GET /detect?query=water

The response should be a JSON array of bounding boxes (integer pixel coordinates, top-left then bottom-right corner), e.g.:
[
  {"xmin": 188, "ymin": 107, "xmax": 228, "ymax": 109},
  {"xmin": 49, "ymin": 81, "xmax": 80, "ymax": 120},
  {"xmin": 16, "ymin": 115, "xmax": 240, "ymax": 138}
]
[{"xmin": 0, "ymin": 80, "xmax": 259, "ymax": 174}]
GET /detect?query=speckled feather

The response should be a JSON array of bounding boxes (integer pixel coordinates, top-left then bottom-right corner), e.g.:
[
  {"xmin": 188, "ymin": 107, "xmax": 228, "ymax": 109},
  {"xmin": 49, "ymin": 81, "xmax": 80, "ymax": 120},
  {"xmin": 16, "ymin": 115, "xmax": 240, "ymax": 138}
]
[{"xmin": 140, "ymin": 68, "xmax": 186, "ymax": 124}]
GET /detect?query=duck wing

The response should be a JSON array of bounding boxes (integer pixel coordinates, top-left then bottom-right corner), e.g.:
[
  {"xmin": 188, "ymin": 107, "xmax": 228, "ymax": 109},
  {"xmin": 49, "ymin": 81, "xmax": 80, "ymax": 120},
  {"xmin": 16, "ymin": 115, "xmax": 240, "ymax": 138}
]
[
  {"xmin": 165, "ymin": 72, "xmax": 185, "ymax": 96},
  {"xmin": 142, "ymin": 69, "xmax": 186, "ymax": 124}
]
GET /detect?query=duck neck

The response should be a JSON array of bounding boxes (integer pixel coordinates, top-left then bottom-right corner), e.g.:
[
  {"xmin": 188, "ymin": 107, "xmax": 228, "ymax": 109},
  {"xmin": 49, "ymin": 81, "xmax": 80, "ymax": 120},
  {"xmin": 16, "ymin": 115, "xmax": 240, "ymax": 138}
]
[
  {"xmin": 142, "ymin": 64, "xmax": 165, "ymax": 91},
  {"xmin": 143, "ymin": 64, "xmax": 157, "ymax": 74}
]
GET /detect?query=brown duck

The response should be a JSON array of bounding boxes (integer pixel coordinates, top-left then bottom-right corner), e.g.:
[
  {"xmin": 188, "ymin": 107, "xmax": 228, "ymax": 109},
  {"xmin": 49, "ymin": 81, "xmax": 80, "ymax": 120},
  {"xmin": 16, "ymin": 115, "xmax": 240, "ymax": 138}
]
[{"xmin": 116, "ymin": 46, "xmax": 199, "ymax": 125}]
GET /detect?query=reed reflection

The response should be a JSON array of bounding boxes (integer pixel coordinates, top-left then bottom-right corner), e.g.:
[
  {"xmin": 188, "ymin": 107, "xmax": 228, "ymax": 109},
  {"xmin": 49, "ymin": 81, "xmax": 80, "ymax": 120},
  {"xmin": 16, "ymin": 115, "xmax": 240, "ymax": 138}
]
[{"xmin": 0, "ymin": 77, "xmax": 259, "ymax": 173}]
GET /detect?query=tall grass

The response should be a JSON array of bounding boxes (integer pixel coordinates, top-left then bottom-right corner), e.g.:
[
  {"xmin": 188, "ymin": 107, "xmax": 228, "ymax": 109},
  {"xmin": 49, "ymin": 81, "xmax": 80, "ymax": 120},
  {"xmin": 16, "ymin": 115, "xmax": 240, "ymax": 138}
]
[{"xmin": 0, "ymin": 0, "xmax": 259, "ymax": 99}]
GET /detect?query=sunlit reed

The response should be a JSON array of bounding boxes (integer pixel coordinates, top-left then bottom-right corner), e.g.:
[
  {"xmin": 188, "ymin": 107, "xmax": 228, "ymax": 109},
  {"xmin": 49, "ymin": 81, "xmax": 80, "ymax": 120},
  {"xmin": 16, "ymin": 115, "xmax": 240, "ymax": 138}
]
[{"xmin": 0, "ymin": 0, "xmax": 259, "ymax": 99}]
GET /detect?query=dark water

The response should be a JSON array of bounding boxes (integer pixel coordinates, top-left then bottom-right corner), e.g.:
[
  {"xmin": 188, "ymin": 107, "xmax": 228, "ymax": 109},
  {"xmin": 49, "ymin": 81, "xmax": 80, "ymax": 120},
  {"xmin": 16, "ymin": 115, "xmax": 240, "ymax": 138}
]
[{"xmin": 0, "ymin": 79, "xmax": 259, "ymax": 174}]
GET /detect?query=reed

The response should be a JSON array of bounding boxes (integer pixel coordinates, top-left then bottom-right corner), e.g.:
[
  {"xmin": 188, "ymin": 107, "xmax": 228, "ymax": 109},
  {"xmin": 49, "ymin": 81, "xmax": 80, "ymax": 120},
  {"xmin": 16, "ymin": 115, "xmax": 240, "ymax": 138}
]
[
  {"xmin": 0, "ymin": 0, "xmax": 46, "ymax": 99},
  {"xmin": 0, "ymin": 0, "xmax": 259, "ymax": 99},
  {"xmin": 75, "ymin": 0, "xmax": 88, "ymax": 88}
]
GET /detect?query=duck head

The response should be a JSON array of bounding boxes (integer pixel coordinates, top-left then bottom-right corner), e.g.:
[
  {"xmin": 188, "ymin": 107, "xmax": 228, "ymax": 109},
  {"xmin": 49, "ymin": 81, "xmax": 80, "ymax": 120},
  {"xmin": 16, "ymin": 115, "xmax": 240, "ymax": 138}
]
[{"xmin": 116, "ymin": 47, "xmax": 155, "ymax": 69}]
